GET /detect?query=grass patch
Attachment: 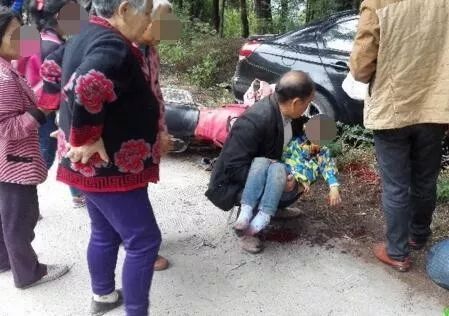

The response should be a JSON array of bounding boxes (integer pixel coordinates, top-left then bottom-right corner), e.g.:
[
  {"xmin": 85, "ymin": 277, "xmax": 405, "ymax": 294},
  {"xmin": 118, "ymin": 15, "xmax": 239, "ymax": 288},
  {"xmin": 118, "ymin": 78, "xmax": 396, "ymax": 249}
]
[{"xmin": 437, "ymin": 170, "xmax": 449, "ymax": 203}]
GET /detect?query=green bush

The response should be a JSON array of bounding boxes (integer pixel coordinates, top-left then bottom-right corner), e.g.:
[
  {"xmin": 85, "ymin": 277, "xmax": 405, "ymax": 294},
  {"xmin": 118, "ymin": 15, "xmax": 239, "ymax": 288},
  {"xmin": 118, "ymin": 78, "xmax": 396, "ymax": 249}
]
[
  {"xmin": 159, "ymin": 18, "xmax": 244, "ymax": 88},
  {"xmin": 336, "ymin": 122, "xmax": 374, "ymax": 148},
  {"xmin": 188, "ymin": 54, "xmax": 218, "ymax": 87},
  {"xmin": 437, "ymin": 171, "xmax": 449, "ymax": 203}
]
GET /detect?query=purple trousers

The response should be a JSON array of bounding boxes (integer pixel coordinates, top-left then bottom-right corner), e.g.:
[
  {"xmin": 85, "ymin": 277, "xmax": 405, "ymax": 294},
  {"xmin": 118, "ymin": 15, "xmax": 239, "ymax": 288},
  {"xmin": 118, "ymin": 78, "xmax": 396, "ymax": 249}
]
[
  {"xmin": 83, "ymin": 187, "xmax": 161, "ymax": 316},
  {"xmin": 0, "ymin": 183, "xmax": 46, "ymax": 288}
]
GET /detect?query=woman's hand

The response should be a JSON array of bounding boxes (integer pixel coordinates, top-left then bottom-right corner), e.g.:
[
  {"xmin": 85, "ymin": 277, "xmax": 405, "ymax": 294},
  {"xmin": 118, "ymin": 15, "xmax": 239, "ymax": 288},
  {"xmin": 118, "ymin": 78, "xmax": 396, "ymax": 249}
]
[
  {"xmin": 328, "ymin": 186, "xmax": 342, "ymax": 207},
  {"xmin": 50, "ymin": 130, "xmax": 59, "ymax": 138},
  {"xmin": 65, "ymin": 138, "xmax": 109, "ymax": 164}
]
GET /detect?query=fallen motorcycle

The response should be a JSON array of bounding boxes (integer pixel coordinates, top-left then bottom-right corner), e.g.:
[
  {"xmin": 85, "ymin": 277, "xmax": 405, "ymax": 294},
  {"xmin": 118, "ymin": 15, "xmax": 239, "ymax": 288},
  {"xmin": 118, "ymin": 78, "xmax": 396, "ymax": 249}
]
[{"xmin": 163, "ymin": 80, "xmax": 275, "ymax": 153}]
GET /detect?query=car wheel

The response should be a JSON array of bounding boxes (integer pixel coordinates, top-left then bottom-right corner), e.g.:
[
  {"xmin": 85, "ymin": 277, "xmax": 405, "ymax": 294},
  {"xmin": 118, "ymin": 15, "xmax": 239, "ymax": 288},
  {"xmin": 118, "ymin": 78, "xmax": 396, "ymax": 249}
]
[{"xmin": 304, "ymin": 92, "xmax": 335, "ymax": 119}]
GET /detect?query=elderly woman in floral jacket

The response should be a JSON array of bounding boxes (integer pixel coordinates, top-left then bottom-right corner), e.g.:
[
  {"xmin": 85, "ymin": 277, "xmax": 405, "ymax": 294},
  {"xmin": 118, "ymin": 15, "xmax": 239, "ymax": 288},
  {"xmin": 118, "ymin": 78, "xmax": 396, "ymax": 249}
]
[{"xmin": 39, "ymin": 0, "xmax": 161, "ymax": 315}]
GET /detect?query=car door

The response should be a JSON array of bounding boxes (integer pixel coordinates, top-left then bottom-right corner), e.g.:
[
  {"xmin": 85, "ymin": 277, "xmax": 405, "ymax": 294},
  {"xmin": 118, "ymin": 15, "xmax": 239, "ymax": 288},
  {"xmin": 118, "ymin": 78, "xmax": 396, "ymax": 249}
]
[{"xmin": 317, "ymin": 18, "xmax": 363, "ymax": 123}]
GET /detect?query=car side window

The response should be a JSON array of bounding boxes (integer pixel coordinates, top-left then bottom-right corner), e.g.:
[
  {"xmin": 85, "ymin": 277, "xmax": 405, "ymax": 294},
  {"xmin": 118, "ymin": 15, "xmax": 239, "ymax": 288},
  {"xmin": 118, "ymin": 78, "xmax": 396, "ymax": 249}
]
[
  {"xmin": 276, "ymin": 31, "xmax": 316, "ymax": 48},
  {"xmin": 322, "ymin": 19, "xmax": 358, "ymax": 52}
]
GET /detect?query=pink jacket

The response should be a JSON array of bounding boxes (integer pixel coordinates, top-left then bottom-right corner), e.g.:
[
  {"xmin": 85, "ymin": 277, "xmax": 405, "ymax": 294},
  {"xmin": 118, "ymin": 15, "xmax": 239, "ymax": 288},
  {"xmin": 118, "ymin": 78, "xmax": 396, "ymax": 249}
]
[
  {"xmin": 0, "ymin": 57, "xmax": 47, "ymax": 185},
  {"xmin": 11, "ymin": 54, "xmax": 43, "ymax": 98}
]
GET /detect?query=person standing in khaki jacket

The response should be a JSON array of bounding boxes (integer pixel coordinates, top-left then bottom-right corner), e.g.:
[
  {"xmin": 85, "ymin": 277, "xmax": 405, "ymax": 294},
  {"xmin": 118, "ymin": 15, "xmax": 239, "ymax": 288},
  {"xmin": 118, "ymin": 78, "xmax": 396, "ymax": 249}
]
[{"xmin": 350, "ymin": 0, "xmax": 449, "ymax": 272}]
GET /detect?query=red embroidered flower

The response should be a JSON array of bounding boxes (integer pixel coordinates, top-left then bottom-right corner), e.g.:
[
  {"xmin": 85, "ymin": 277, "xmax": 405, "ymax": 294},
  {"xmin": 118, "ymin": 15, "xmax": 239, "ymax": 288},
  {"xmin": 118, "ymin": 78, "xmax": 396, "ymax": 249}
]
[
  {"xmin": 71, "ymin": 162, "xmax": 96, "ymax": 177},
  {"xmin": 89, "ymin": 153, "xmax": 109, "ymax": 168},
  {"xmin": 69, "ymin": 125, "xmax": 103, "ymax": 147},
  {"xmin": 40, "ymin": 60, "xmax": 61, "ymax": 84},
  {"xmin": 74, "ymin": 70, "xmax": 117, "ymax": 114},
  {"xmin": 114, "ymin": 139, "xmax": 152, "ymax": 174},
  {"xmin": 69, "ymin": 153, "xmax": 107, "ymax": 177}
]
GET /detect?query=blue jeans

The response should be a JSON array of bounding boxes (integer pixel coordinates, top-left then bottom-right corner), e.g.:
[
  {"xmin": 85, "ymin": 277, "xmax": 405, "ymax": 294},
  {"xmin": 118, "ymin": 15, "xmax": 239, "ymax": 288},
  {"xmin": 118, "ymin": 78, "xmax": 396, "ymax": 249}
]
[
  {"xmin": 373, "ymin": 124, "xmax": 446, "ymax": 260},
  {"xmin": 427, "ymin": 239, "xmax": 449, "ymax": 290},
  {"xmin": 84, "ymin": 187, "xmax": 161, "ymax": 316},
  {"xmin": 241, "ymin": 157, "xmax": 299, "ymax": 216},
  {"xmin": 38, "ymin": 113, "xmax": 82, "ymax": 198}
]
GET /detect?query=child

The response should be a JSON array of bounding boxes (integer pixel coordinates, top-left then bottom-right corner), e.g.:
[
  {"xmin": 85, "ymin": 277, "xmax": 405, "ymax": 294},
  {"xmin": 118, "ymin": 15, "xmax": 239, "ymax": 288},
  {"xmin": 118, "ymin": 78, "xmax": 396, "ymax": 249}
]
[
  {"xmin": 282, "ymin": 134, "xmax": 342, "ymax": 206},
  {"xmin": 0, "ymin": 6, "xmax": 69, "ymax": 288}
]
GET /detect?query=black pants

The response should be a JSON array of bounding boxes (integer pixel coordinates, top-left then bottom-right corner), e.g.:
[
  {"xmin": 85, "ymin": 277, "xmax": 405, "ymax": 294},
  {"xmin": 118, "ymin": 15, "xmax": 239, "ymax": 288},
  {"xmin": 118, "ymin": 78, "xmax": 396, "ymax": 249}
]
[
  {"xmin": 0, "ymin": 183, "xmax": 46, "ymax": 287},
  {"xmin": 374, "ymin": 124, "xmax": 446, "ymax": 260}
]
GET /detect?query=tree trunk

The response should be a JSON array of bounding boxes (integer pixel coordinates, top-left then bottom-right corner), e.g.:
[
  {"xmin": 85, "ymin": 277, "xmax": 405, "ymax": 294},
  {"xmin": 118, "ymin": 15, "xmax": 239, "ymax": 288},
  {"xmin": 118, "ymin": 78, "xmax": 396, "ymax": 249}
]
[
  {"xmin": 240, "ymin": 0, "xmax": 249, "ymax": 38},
  {"xmin": 219, "ymin": 0, "xmax": 226, "ymax": 37},
  {"xmin": 254, "ymin": 0, "xmax": 272, "ymax": 34},
  {"xmin": 212, "ymin": 0, "xmax": 220, "ymax": 32},
  {"xmin": 280, "ymin": 0, "xmax": 289, "ymax": 32}
]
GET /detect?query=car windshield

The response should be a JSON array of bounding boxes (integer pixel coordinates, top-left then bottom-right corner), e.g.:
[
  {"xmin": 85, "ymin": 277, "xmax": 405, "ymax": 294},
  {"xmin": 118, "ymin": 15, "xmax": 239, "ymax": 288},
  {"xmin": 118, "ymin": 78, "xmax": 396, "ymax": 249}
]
[{"xmin": 322, "ymin": 19, "xmax": 359, "ymax": 52}]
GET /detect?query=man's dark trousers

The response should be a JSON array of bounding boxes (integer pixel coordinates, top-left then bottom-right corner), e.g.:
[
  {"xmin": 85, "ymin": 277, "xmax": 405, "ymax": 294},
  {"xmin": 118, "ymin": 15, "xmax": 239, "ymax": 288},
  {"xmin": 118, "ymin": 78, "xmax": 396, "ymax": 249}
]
[{"xmin": 374, "ymin": 124, "xmax": 446, "ymax": 260}]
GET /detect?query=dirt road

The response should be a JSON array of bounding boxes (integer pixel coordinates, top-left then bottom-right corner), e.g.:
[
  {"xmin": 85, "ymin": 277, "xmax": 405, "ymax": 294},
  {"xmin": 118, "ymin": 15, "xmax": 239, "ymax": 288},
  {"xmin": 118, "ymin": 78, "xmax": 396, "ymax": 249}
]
[{"xmin": 0, "ymin": 154, "xmax": 445, "ymax": 316}]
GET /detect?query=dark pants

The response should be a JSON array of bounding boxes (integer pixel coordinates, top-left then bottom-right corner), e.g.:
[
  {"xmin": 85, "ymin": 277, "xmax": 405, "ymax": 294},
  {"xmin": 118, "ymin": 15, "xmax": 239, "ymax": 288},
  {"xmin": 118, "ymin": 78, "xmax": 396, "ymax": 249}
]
[
  {"xmin": 83, "ymin": 187, "xmax": 161, "ymax": 316},
  {"xmin": 0, "ymin": 183, "xmax": 46, "ymax": 287},
  {"xmin": 374, "ymin": 124, "xmax": 446, "ymax": 260}
]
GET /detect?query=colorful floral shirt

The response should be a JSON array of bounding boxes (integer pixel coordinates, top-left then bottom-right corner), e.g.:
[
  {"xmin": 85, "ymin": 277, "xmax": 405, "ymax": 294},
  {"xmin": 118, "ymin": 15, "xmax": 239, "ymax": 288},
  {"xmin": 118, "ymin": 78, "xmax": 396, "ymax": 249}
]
[{"xmin": 282, "ymin": 135, "xmax": 339, "ymax": 187}]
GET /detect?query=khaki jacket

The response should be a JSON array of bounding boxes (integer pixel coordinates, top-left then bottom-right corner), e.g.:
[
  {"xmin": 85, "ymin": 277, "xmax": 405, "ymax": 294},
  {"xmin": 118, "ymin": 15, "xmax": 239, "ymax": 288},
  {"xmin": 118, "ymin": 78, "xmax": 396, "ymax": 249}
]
[{"xmin": 350, "ymin": 0, "xmax": 449, "ymax": 130}]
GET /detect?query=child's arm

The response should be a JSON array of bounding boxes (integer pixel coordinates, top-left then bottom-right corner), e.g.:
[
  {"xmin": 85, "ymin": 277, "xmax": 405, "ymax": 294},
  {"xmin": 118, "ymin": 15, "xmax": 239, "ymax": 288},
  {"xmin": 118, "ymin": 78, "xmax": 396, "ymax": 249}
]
[
  {"xmin": 317, "ymin": 147, "xmax": 342, "ymax": 206},
  {"xmin": 317, "ymin": 147, "xmax": 339, "ymax": 187}
]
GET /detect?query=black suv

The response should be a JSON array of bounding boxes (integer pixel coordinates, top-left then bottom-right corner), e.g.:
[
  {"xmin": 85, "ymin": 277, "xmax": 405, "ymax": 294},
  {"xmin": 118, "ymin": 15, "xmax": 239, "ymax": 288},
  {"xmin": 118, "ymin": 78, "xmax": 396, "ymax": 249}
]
[{"xmin": 232, "ymin": 11, "xmax": 363, "ymax": 125}]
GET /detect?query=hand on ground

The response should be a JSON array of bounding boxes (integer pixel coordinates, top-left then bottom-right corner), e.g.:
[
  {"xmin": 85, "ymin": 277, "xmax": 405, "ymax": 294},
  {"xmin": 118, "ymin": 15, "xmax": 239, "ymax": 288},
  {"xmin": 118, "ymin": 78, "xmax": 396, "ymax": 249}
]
[{"xmin": 328, "ymin": 186, "xmax": 342, "ymax": 207}]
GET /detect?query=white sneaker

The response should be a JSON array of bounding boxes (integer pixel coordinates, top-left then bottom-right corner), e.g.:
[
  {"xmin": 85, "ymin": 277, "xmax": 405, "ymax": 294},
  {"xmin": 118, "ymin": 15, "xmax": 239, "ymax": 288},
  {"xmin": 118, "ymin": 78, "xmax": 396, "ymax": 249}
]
[{"xmin": 20, "ymin": 264, "xmax": 70, "ymax": 289}]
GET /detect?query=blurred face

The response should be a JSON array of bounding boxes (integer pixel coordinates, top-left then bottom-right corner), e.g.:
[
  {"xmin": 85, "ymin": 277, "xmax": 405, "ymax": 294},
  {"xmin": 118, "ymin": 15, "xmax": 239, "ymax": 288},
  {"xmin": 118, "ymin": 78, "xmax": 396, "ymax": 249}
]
[
  {"xmin": 57, "ymin": 2, "xmax": 89, "ymax": 36},
  {"xmin": 140, "ymin": 4, "xmax": 181, "ymax": 46},
  {"xmin": 115, "ymin": 0, "xmax": 153, "ymax": 43},
  {"xmin": 0, "ymin": 18, "xmax": 21, "ymax": 61},
  {"xmin": 286, "ymin": 92, "xmax": 315, "ymax": 119},
  {"xmin": 305, "ymin": 114, "xmax": 337, "ymax": 147}
]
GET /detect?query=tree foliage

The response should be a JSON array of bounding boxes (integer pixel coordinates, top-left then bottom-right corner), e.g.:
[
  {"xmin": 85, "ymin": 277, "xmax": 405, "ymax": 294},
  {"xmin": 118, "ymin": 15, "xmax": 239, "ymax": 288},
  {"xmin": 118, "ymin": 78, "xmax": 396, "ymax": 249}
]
[{"xmin": 171, "ymin": 0, "xmax": 362, "ymax": 38}]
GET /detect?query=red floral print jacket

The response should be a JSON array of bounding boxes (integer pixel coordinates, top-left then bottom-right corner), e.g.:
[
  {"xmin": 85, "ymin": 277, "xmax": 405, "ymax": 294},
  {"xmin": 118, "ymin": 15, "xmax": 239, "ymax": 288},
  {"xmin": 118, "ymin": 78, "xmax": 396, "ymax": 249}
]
[{"xmin": 39, "ymin": 17, "xmax": 160, "ymax": 192}]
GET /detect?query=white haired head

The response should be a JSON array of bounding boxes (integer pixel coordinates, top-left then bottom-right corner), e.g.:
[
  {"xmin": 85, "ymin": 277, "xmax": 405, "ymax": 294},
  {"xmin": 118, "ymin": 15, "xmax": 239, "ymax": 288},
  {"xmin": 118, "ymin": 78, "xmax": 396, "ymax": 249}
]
[{"xmin": 152, "ymin": 0, "xmax": 172, "ymax": 17}]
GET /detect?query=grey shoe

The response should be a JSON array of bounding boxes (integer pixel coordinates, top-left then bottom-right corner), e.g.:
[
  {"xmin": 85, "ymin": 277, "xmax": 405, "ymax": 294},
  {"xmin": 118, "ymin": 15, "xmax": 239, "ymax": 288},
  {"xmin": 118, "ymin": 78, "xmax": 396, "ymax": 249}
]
[
  {"xmin": 20, "ymin": 264, "xmax": 70, "ymax": 289},
  {"xmin": 91, "ymin": 290, "xmax": 123, "ymax": 316}
]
